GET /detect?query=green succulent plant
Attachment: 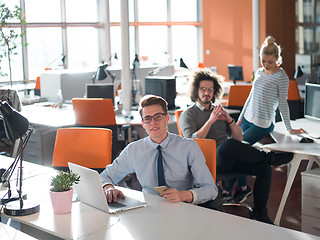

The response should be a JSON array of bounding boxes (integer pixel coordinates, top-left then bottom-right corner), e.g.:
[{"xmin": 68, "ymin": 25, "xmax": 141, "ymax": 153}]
[{"xmin": 50, "ymin": 171, "xmax": 80, "ymax": 192}]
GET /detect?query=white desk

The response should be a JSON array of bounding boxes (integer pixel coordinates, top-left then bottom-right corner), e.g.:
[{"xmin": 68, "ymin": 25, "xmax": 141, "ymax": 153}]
[
  {"xmin": 0, "ymin": 221, "xmax": 37, "ymax": 240},
  {"xmin": 1, "ymin": 156, "xmax": 320, "ymax": 240},
  {"xmin": 262, "ymin": 118, "xmax": 320, "ymax": 226}
]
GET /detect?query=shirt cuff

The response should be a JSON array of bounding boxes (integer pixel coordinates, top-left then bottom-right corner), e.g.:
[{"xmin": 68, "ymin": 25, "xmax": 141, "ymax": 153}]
[
  {"xmin": 192, "ymin": 132, "xmax": 198, "ymax": 138},
  {"xmin": 189, "ymin": 189, "xmax": 197, "ymax": 205},
  {"xmin": 102, "ymin": 182, "xmax": 114, "ymax": 188}
]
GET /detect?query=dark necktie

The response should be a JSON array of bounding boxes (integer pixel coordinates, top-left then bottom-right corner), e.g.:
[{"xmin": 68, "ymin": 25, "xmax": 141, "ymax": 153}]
[{"xmin": 157, "ymin": 145, "xmax": 166, "ymax": 186}]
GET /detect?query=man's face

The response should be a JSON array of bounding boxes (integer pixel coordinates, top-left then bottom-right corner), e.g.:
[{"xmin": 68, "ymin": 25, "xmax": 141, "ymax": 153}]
[
  {"xmin": 141, "ymin": 104, "xmax": 169, "ymax": 143},
  {"xmin": 198, "ymin": 80, "xmax": 214, "ymax": 105}
]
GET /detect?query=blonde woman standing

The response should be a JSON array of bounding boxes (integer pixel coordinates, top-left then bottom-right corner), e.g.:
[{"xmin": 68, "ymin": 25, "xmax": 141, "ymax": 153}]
[{"xmin": 238, "ymin": 36, "xmax": 305, "ymax": 145}]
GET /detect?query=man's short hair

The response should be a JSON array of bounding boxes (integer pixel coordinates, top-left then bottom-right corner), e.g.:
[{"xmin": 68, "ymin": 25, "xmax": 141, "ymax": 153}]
[
  {"xmin": 189, "ymin": 68, "xmax": 224, "ymax": 102},
  {"xmin": 138, "ymin": 95, "xmax": 168, "ymax": 117}
]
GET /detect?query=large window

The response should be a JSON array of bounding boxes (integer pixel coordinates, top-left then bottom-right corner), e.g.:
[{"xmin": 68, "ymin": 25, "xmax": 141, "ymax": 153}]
[
  {"xmin": 296, "ymin": 0, "xmax": 320, "ymax": 54},
  {"xmin": 295, "ymin": 0, "xmax": 320, "ymax": 82},
  {"xmin": 0, "ymin": 0, "xmax": 201, "ymax": 83}
]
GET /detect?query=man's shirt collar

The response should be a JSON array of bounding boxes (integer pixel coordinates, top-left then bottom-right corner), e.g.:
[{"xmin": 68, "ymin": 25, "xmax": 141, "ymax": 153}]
[
  {"xmin": 147, "ymin": 132, "xmax": 172, "ymax": 149},
  {"xmin": 195, "ymin": 101, "xmax": 214, "ymax": 111}
]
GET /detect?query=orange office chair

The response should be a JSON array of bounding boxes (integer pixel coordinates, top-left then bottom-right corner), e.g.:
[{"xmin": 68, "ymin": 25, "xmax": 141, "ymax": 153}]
[
  {"xmin": 52, "ymin": 128, "xmax": 112, "ymax": 173},
  {"xmin": 193, "ymin": 138, "xmax": 216, "ymax": 181},
  {"xmin": 72, "ymin": 98, "xmax": 115, "ymax": 126},
  {"xmin": 72, "ymin": 98, "xmax": 126, "ymax": 160},
  {"xmin": 34, "ymin": 76, "xmax": 41, "ymax": 96},
  {"xmin": 287, "ymin": 80, "xmax": 302, "ymax": 119},
  {"xmin": 225, "ymin": 84, "xmax": 252, "ymax": 121},
  {"xmin": 287, "ymin": 80, "xmax": 300, "ymax": 100},
  {"xmin": 175, "ymin": 110, "xmax": 184, "ymax": 137},
  {"xmin": 227, "ymin": 84, "xmax": 252, "ymax": 109},
  {"xmin": 194, "ymin": 138, "xmax": 253, "ymax": 216}
]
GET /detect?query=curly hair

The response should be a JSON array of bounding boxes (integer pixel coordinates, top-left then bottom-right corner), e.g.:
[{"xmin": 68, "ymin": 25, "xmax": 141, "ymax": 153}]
[{"xmin": 189, "ymin": 68, "xmax": 224, "ymax": 102}]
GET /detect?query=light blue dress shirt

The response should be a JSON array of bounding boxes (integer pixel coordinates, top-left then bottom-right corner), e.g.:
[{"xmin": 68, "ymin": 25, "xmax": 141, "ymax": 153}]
[{"xmin": 100, "ymin": 133, "xmax": 218, "ymax": 204}]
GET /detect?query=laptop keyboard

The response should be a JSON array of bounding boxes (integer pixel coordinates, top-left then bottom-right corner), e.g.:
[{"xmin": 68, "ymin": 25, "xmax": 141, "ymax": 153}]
[{"xmin": 109, "ymin": 201, "xmax": 127, "ymax": 209}]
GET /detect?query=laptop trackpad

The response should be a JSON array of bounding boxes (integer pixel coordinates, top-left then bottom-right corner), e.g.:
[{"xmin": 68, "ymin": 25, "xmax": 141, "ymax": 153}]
[{"xmin": 108, "ymin": 201, "xmax": 127, "ymax": 210}]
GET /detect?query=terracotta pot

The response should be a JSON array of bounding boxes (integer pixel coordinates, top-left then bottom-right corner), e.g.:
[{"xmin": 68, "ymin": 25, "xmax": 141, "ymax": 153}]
[{"xmin": 49, "ymin": 188, "xmax": 73, "ymax": 214}]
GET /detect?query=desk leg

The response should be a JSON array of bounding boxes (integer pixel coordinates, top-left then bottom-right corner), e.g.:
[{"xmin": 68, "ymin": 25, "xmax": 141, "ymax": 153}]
[
  {"xmin": 274, "ymin": 154, "xmax": 307, "ymax": 226},
  {"xmin": 128, "ymin": 127, "xmax": 132, "ymax": 143},
  {"xmin": 306, "ymin": 156, "xmax": 320, "ymax": 171},
  {"xmin": 274, "ymin": 154, "xmax": 320, "ymax": 226}
]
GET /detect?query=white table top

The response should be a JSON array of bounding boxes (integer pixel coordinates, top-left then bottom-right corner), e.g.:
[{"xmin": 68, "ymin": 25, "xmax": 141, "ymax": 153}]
[
  {"xmin": 263, "ymin": 118, "xmax": 320, "ymax": 155},
  {"xmin": 1, "ymin": 156, "xmax": 319, "ymax": 240},
  {"xmin": 0, "ymin": 222, "xmax": 37, "ymax": 240}
]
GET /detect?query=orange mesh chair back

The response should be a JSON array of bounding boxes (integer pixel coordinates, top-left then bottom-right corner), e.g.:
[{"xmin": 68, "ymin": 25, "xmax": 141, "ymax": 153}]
[
  {"xmin": 227, "ymin": 85, "xmax": 252, "ymax": 108},
  {"xmin": 193, "ymin": 138, "xmax": 216, "ymax": 182},
  {"xmin": 35, "ymin": 76, "xmax": 40, "ymax": 90},
  {"xmin": 52, "ymin": 128, "xmax": 112, "ymax": 171},
  {"xmin": 175, "ymin": 110, "xmax": 184, "ymax": 137},
  {"xmin": 287, "ymin": 80, "xmax": 300, "ymax": 100},
  {"xmin": 72, "ymin": 98, "xmax": 123, "ymax": 160},
  {"xmin": 72, "ymin": 98, "xmax": 116, "ymax": 126}
]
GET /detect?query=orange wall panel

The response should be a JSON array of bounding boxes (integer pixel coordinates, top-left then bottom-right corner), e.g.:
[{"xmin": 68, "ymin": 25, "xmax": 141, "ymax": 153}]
[
  {"xmin": 202, "ymin": 0, "xmax": 294, "ymax": 81},
  {"xmin": 202, "ymin": 0, "xmax": 253, "ymax": 81}
]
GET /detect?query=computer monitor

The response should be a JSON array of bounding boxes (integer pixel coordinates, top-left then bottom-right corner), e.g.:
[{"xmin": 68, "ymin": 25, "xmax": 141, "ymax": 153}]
[
  {"xmin": 86, "ymin": 83, "xmax": 115, "ymax": 106},
  {"xmin": 145, "ymin": 76, "xmax": 176, "ymax": 110},
  {"xmin": 304, "ymin": 83, "xmax": 320, "ymax": 121},
  {"xmin": 228, "ymin": 65, "xmax": 243, "ymax": 84}
]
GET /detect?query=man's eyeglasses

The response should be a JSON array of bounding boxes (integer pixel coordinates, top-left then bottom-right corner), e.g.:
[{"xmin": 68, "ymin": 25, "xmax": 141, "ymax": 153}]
[
  {"xmin": 142, "ymin": 113, "xmax": 167, "ymax": 123},
  {"xmin": 199, "ymin": 87, "xmax": 214, "ymax": 92}
]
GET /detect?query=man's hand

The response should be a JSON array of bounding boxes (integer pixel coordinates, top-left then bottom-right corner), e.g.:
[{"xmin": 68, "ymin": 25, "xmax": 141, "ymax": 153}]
[
  {"xmin": 103, "ymin": 185, "xmax": 125, "ymax": 203},
  {"xmin": 209, "ymin": 104, "xmax": 229, "ymax": 123},
  {"xmin": 162, "ymin": 188, "xmax": 193, "ymax": 203}
]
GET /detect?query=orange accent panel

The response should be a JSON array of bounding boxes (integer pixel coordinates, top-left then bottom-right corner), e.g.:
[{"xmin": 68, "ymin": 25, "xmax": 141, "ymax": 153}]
[
  {"xmin": 52, "ymin": 128, "xmax": 112, "ymax": 168},
  {"xmin": 175, "ymin": 110, "xmax": 183, "ymax": 137},
  {"xmin": 72, "ymin": 98, "xmax": 116, "ymax": 126},
  {"xmin": 227, "ymin": 85, "xmax": 252, "ymax": 107},
  {"xmin": 287, "ymin": 80, "xmax": 300, "ymax": 101},
  {"xmin": 194, "ymin": 138, "xmax": 217, "ymax": 182}
]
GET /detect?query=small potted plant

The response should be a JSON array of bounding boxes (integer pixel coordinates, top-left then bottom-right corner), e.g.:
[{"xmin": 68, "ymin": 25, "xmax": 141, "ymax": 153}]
[{"xmin": 49, "ymin": 171, "xmax": 80, "ymax": 214}]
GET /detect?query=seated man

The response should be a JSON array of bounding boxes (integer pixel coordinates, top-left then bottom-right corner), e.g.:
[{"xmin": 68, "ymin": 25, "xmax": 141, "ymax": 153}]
[
  {"xmin": 100, "ymin": 95, "xmax": 218, "ymax": 208},
  {"xmin": 179, "ymin": 68, "xmax": 293, "ymax": 224}
]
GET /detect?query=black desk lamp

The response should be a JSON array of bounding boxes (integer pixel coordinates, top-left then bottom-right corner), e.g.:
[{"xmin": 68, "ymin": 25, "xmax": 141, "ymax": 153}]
[
  {"xmin": 91, "ymin": 63, "xmax": 116, "ymax": 84},
  {"xmin": 180, "ymin": 58, "xmax": 188, "ymax": 69},
  {"xmin": 92, "ymin": 64, "xmax": 108, "ymax": 83},
  {"xmin": 294, "ymin": 66, "xmax": 304, "ymax": 79},
  {"xmin": 294, "ymin": 63, "xmax": 320, "ymax": 80},
  {"xmin": 0, "ymin": 101, "xmax": 40, "ymax": 216}
]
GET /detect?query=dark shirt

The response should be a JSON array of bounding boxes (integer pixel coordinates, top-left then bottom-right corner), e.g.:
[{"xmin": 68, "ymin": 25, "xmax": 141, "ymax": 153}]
[{"xmin": 179, "ymin": 102, "xmax": 230, "ymax": 146}]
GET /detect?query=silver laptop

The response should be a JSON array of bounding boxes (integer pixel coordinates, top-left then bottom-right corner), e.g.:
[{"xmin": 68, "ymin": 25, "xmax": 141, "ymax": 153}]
[{"xmin": 68, "ymin": 162, "xmax": 147, "ymax": 213}]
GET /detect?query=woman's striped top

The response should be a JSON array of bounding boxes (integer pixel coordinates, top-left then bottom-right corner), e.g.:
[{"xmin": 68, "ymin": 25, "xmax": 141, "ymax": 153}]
[{"xmin": 238, "ymin": 67, "xmax": 292, "ymax": 131}]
